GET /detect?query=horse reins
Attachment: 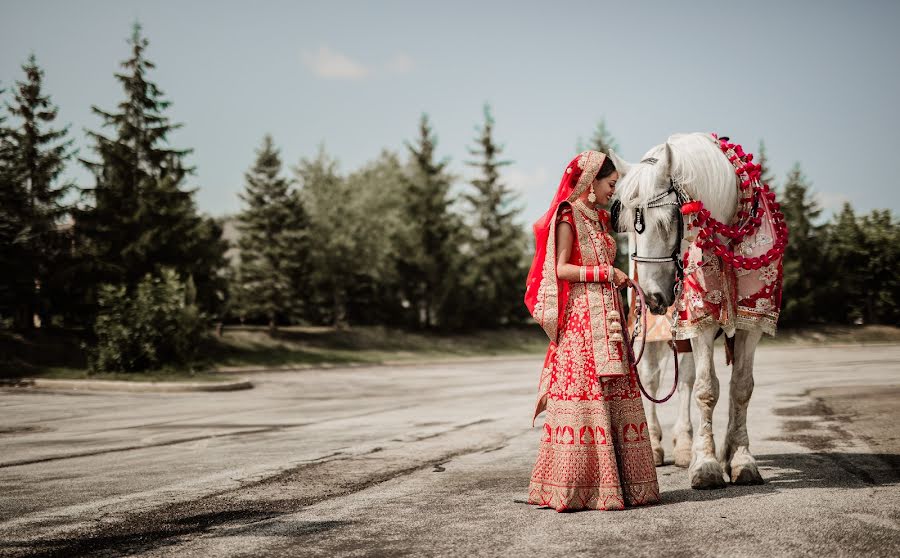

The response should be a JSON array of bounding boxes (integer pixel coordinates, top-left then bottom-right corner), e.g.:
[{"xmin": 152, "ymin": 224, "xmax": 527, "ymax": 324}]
[
  {"xmin": 621, "ymin": 278, "xmax": 679, "ymax": 404},
  {"xmin": 609, "ymin": 157, "xmax": 688, "ymax": 404}
]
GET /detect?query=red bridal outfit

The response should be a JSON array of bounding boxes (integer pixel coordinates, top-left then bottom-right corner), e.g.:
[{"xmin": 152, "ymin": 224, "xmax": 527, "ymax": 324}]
[{"xmin": 524, "ymin": 150, "xmax": 660, "ymax": 512}]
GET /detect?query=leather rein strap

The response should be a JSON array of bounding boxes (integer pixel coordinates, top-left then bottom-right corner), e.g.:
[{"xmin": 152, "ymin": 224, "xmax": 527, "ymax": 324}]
[{"xmin": 622, "ymin": 278, "xmax": 679, "ymax": 404}]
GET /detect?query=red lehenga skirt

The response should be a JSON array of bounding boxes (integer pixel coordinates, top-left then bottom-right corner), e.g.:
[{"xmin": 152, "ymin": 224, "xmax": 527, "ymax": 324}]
[{"xmin": 527, "ymin": 294, "xmax": 661, "ymax": 512}]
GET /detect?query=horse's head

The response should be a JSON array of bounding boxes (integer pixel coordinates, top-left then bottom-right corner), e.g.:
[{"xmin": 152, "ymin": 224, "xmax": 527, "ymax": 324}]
[
  {"xmin": 611, "ymin": 144, "xmax": 682, "ymax": 314},
  {"xmin": 611, "ymin": 133, "xmax": 738, "ymax": 315}
]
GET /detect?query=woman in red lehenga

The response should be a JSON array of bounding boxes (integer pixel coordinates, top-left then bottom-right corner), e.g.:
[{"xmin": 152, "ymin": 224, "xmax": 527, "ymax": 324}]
[{"xmin": 524, "ymin": 150, "xmax": 660, "ymax": 512}]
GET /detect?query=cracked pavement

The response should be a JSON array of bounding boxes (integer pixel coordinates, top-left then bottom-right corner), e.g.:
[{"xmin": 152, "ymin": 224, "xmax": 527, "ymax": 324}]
[{"xmin": 1, "ymin": 346, "xmax": 899, "ymax": 557}]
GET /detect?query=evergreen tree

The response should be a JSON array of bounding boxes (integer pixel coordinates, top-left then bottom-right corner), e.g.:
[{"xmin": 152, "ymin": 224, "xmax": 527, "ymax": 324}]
[
  {"xmin": 577, "ymin": 118, "xmax": 619, "ymax": 155},
  {"xmin": 757, "ymin": 140, "xmax": 776, "ymax": 189},
  {"xmin": 4, "ymin": 54, "xmax": 75, "ymax": 329},
  {"xmin": 823, "ymin": 203, "xmax": 866, "ymax": 323},
  {"xmin": 75, "ymin": 23, "xmax": 225, "ymax": 320},
  {"xmin": 0, "ymin": 84, "xmax": 27, "ymax": 324},
  {"xmin": 235, "ymin": 135, "xmax": 307, "ymax": 332},
  {"xmin": 400, "ymin": 114, "xmax": 461, "ymax": 329},
  {"xmin": 779, "ymin": 163, "xmax": 825, "ymax": 324},
  {"xmin": 857, "ymin": 209, "xmax": 899, "ymax": 324},
  {"xmin": 463, "ymin": 104, "xmax": 528, "ymax": 326}
]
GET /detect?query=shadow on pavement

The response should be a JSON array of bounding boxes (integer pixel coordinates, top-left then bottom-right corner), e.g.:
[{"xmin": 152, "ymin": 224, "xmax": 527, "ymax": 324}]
[
  {"xmin": 0, "ymin": 511, "xmax": 351, "ymax": 558},
  {"xmin": 662, "ymin": 451, "xmax": 900, "ymax": 505}
]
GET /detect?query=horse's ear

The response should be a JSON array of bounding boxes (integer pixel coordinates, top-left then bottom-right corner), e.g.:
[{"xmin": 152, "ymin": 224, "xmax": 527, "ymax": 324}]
[
  {"xmin": 607, "ymin": 149, "xmax": 631, "ymax": 176},
  {"xmin": 663, "ymin": 142, "xmax": 674, "ymax": 177}
]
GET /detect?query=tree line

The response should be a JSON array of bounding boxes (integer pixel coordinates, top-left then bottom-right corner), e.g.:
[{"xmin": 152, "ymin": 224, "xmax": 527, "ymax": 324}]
[{"xmin": 0, "ymin": 25, "xmax": 896, "ymax": 371}]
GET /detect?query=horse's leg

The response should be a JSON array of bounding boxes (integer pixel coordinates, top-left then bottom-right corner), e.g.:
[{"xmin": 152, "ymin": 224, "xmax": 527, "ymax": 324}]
[
  {"xmin": 719, "ymin": 329, "xmax": 764, "ymax": 485},
  {"xmin": 638, "ymin": 341, "xmax": 666, "ymax": 466},
  {"xmin": 672, "ymin": 351, "xmax": 695, "ymax": 468},
  {"xmin": 688, "ymin": 328, "xmax": 727, "ymax": 489}
]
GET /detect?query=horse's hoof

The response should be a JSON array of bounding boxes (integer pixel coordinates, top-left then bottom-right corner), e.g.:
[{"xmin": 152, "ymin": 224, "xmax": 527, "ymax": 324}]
[
  {"xmin": 727, "ymin": 449, "xmax": 764, "ymax": 485},
  {"xmin": 690, "ymin": 459, "xmax": 727, "ymax": 490},
  {"xmin": 730, "ymin": 461, "xmax": 764, "ymax": 485},
  {"xmin": 653, "ymin": 445, "xmax": 665, "ymax": 467},
  {"xmin": 673, "ymin": 444, "xmax": 692, "ymax": 468}
]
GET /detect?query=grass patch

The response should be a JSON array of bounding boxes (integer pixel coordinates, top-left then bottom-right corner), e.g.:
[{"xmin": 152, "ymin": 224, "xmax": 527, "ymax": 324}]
[
  {"xmin": 203, "ymin": 325, "xmax": 549, "ymax": 370},
  {"xmin": 760, "ymin": 324, "xmax": 900, "ymax": 346},
  {"xmin": 3, "ymin": 324, "xmax": 897, "ymax": 381},
  {"xmin": 26, "ymin": 368, "xmax": 228, "ymax": 383}
]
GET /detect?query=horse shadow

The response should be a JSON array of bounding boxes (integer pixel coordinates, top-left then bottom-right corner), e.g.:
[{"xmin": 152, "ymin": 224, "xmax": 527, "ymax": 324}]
[{"xmin": 661, "ymin": 451, "xmax": 900, "ymax": 504}]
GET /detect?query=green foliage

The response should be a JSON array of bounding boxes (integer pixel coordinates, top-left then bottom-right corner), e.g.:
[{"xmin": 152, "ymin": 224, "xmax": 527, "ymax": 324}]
[
  {"xmin": 74, "ymin": 23, "xmax": 226, "ymax": 322},
  {"xmin": 399, "ymin": 114, "xmax": 463, "ymax": 329},
  {"xmin": 0, "ymin": 56, "xmax": 74, "ymax": 328},
  {"xmin": 91, "ymin": 269, "xmax": 205, "ymax": 372},
  {"xmin": 757, "ymin": 140, "xmax": 776, "ymax": 189},
  {"xmin": 338, "ymin": 151, "xmax": 410, "ymax": 326},
  {"xmin": 577, "ymin": 118, "xmax": 619, "ymax": 155},
  {"xmin": 462, "ymin": 104, "xmax": 528, "ymax": 327},
  {"xmin": 779, "ymin": 163, "xmax": 826, "ymax": 324},
  {"xmin": 294, "ymin": 147, "xmax": 406, "ymax": 327},
  {"xmin": 857, "ymin": 210, "xmax": 900, "ymax": 324},
  {"xmin": 234, "ymin": 135, "xmax": 308, "ymax": 329}
]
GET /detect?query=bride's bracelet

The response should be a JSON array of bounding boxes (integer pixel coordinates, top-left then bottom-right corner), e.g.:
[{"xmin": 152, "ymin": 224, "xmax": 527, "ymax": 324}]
[{"xmin": 579, "ymin": 265, "xmax": 614, "ymax": 283}]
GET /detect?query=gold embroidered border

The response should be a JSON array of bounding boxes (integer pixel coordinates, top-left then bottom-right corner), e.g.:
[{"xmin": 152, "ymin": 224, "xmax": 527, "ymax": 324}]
[
  {"xmin": 568, "ymin": 151, "xmax": 605, "ymax": 201},
  {"xmin": 572, "ymin": 205, "xmax": 628, "ymax": 376}
]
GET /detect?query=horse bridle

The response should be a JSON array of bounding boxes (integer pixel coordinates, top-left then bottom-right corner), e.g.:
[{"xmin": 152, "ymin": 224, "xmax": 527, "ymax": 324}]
[{"xmin": 610, "ymin": 157, "xmax": 690, "ymax": 284}]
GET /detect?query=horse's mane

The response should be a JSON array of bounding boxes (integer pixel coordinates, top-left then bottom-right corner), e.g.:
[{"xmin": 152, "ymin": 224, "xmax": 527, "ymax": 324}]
[{"xmin": 616, "ymin": 132, "xmax": 738, "ymax": 234}]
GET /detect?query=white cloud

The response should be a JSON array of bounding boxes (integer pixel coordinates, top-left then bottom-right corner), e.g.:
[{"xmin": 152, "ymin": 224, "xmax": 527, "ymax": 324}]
[
  {"xmin": 385, "ymin": 52, "xmax": 415, "ymax": 74},
  {"xmin": 301, "ymin": 46, "xmax": 370, "ymax": 80}
]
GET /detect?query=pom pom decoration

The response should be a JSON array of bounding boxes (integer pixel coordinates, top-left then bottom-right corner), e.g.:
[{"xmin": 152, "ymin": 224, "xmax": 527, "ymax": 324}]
[
  {"xmin": 680, "ymin": 133, "xmax": 791, "ymax": 272},
  {"xmin": 681, "ymin": 201, "xmax": 704, "ymax": 215}
]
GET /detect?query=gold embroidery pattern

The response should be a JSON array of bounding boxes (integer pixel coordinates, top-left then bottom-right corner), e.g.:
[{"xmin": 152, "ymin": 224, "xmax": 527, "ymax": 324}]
[
  {"xmin": 532, "ymin": 209, "xmax": 561, "ymax": 342},
  {"xmin": 569, "ymin": 151, "xmax": 605, "ymax": 201},
  {"xmin": 528, "ymin": 385, "xmax": 661, "ymax": 512},
  {"xmin": 571, "ymin": 206, "xmax": 628, "ymax": 377}
]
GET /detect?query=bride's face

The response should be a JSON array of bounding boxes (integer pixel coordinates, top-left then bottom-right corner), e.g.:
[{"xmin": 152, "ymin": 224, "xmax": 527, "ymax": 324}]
[{"xmin": 588, "ymin": 171, "xmax": 619, "ymax": 206}]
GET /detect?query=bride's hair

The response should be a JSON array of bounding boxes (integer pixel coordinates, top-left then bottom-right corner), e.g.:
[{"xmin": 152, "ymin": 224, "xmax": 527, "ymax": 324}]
[{"xmin": 596, "ymin": 154, "xmax": 616, "ymax": 180}]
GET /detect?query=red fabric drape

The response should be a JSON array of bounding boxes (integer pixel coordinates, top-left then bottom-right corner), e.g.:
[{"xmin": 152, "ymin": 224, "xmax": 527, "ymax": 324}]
[{"xmin": 524, "ymin": 151, "xmax": 607, "ymax": 341}]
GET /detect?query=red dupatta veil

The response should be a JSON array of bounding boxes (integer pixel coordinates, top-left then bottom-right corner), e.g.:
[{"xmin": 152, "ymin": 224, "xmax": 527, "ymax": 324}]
[{"xmin": 524, "ymin": 150, "xmax": 607, "ymax": 341}]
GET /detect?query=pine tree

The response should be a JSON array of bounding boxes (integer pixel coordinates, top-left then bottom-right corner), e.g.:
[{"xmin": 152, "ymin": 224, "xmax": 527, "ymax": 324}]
[
  {"xmin": 235, "ymin": 135, "xmax": 307, "ymax": 332},
  {"xmin": 858, "ymin": 209, "xmax": 899, "ymax": 324},
  {"xmin": 400, "ymin": 114, "xmax": 461, "ymax": 329},
  {"xmin": 75, "ymin": 23, "xmax": 225, "ymax": 319},
  {"xmin": 823, "ymin": 203, "xmax": 866, "ymax": 323},
  {"xmin": 0, "ymin": 84, "xmax": 27, "ymax": 323},
  {"xmin": 463, "ymin": 104, "xmax": 528, "ymax": 326},
  {"xmin": 779, "ymin": 163, "xmax": 825, "ymax": 324},
  {"xmin": 757, "ymin": 140, "xmax": 776, "ymax": 189},
  {"xmin": 4, "ymin": 54, "xmax": 75, "ymax": 329},
  {"xmin": 577, "ymin": 118, "xmax": 619, "ymax": 155}
]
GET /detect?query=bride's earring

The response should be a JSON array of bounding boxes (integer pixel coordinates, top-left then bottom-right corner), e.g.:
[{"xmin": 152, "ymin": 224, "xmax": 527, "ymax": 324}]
[{"xmin": 588, "ymin": 187, "xmax": 597, "ymax": 204}]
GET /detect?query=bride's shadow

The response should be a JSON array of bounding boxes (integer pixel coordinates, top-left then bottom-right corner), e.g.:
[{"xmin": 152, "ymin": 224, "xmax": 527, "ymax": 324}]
[{"xmin": 661, "ymin": 452, "xmax": 900, "ymax": 504}]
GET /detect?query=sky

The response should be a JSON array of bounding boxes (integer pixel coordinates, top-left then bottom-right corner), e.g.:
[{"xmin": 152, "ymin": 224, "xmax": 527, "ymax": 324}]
[{"xmin": 3, "ymin": 0, "xmax": 899, "ymax": 226}]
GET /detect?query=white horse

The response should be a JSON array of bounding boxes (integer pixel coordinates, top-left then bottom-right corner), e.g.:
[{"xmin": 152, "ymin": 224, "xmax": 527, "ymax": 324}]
[
  {"xmin": 610, "ymin": 133, "xmax": 766, "ymax": 489},
  {"xmin": 624, "ymin": 240, "xmax": 698, "ymax": 469},
  {"xmin": 634, "ymin": 335, "xmax": 697, "ymax": 469}
]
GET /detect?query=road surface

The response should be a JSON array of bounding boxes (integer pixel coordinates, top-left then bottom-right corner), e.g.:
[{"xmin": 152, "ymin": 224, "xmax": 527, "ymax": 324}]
[{"xmin": 1, "ymin": 344, "xmax": 899, "ymax": 557}]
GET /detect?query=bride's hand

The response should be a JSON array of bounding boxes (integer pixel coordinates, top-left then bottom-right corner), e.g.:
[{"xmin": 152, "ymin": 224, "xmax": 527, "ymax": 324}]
[{"xmin": 612, "ymin": 268, "xmax": 628, "ymax": 289}]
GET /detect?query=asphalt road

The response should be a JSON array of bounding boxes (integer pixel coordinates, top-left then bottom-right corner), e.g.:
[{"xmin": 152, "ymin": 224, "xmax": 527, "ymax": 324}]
[{"xmin": 1, "ymin": 344, "xmax": 899, "ymax": 557}]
